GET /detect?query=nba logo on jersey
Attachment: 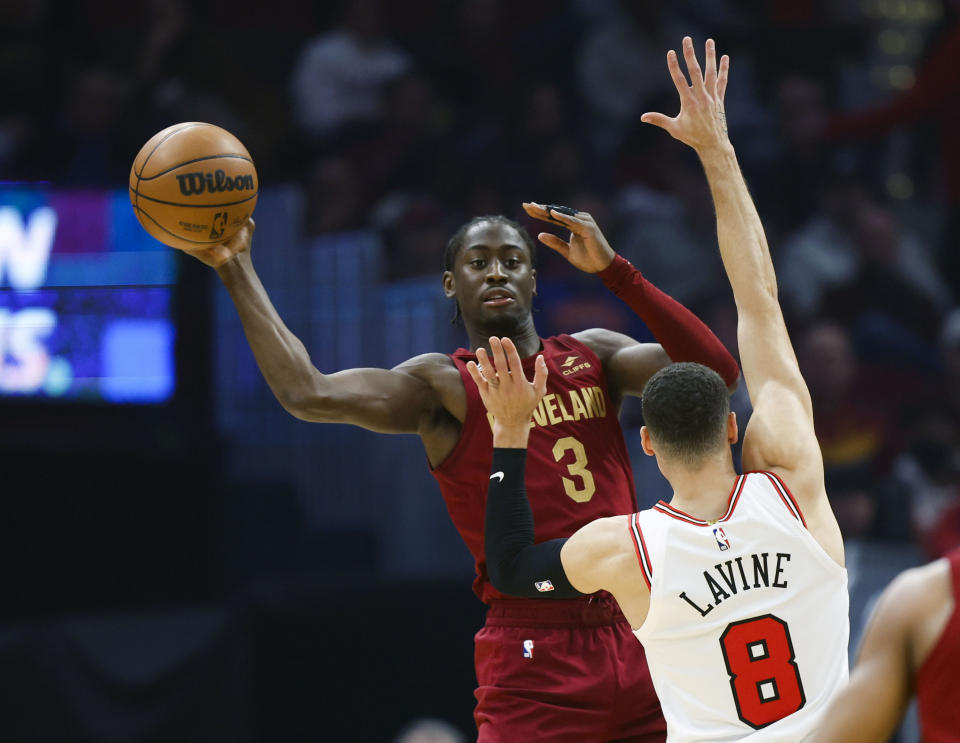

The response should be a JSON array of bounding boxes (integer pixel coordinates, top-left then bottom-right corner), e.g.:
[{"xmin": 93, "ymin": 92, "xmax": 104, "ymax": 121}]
[
  {"xmin": 522, "ymin": 640, "xmax": 535, "ymax": 659},
  {"xmin": 535, "ymin": 580, "xmax": 555, "ymax": 592},
  {"xmin": 713, "ymin": 526, "xmax": 730, "ymax": 551}
]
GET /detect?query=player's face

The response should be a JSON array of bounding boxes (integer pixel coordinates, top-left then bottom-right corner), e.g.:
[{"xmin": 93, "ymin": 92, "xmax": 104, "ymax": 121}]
[{"xmin": 444, "ymin": 221, "xmax": 536, "ymax": 329}]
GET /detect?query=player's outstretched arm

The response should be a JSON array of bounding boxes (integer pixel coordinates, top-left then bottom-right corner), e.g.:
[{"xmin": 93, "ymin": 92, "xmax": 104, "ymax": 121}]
[
  {"xmin": 643, "ymin": 39, "xmax": 833, "ymax": 545},
  {"xmin": 185, "ymin": 219, "xmax": 446, "ymax": 436},
  {"xmin": 522, "ymin": 203, "xmax": 740, "ymax": 397}
]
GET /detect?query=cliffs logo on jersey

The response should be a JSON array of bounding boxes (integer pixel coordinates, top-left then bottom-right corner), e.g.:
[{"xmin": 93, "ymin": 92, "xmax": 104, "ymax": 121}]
[
  {"xmin": 535, "ymin": 580, "xmax": 555, "ymax": 592},
  {"xmin": 713, "ymin": 526, "xmax": 730, "ymax": 551},
  {"xmin": 560, "ymin": 355, "xmax": 592, "ymax": 376}
]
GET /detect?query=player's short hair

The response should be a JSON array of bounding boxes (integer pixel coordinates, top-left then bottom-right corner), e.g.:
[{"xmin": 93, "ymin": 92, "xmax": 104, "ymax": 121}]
[
  {"xmin": 641, "ymin": 362, "xmax": 730, "ymax": 467},
  {"xmin": 443, "ymin": 215, "xmax": 537, "ymax": 272},
  {"xmin": 443, "ymin": 215, "xmax": 536, "ymax": 325}
]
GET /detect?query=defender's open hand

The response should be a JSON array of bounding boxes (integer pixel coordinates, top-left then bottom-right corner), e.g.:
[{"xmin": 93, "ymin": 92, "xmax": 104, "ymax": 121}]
[
  {"xmin": 467, "ymin": 337, "xmax": 548, "ymax": 446},
  {"xmin": 521, "ymin": 202, "xmax": 616, "ymax": 274},
  {"xmin": 641, "ymin": 37, "xmax": 731, "ymax": 154}
]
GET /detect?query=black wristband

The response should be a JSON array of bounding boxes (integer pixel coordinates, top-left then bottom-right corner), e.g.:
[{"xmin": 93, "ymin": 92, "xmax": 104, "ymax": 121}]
[{"xmin": 485, "ymin": 448, "xmax": 584, "ymax": 599}]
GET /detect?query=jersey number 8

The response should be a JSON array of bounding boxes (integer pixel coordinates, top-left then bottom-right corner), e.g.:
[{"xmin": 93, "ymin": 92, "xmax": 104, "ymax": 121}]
[{"xmin": 720, "ymin": 614, "xmax": 806, "ymax": 729}]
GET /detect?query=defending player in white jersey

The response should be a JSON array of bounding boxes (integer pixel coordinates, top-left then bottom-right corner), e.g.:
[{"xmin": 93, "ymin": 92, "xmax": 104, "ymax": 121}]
[{"xmin": 471, "ymin": 37, "xmax": 849, "ymax": 742}]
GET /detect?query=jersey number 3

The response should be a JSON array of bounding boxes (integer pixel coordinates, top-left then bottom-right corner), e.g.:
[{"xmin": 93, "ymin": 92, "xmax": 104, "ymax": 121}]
[
  {"xmin": 552, "ymin": 436, "xmax": 596, "ymax": 502},
  {"xmin": 720, "ymin": 614, "xmax": 806, "ymax": 729}
]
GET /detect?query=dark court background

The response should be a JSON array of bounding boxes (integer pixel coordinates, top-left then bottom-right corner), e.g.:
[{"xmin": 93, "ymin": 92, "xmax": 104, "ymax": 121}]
[{"xmin": 1, "ymin": 0, "xmax": 958, "ymax": 740}]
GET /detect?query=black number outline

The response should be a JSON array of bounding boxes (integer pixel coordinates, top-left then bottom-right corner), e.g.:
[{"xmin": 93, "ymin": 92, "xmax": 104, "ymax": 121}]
[{"xmin": 719, "ymin": 613, "xmax": 806, "ymax": 729}]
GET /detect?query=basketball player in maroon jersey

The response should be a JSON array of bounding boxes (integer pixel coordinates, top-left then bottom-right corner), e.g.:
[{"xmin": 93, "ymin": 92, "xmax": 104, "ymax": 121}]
[
  {"xmin": 814, "ymin": 547, "xmax": 960, "ymax": 742},
  {"xmin": 181, "ymin": 205, "xmax": 739, "ymax": 741}
]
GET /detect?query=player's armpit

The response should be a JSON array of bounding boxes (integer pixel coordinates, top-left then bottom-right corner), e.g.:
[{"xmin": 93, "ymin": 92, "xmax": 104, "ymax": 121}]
[
  {"xmin": 600, "ymin": 336, "xmax": 740, "ymax": 397},
  {"xmin": 742, "ymin": 390, "xmax": 846, "ymax": 567},
  {"xmin": 574, "ymin": 329, "xmax": 670, "ymax": 398},
  {"xmin": 575, "ymin": 327, "xmax": 740, "ymax": 401},
  {"xmin": 741, "ymin": 378, "xmax": 825, "ymax": 493},
  {"xmin": 740, "ymin": 382, "xmax": 820, "ymax": 477},
  {"xmin": 812, "ymin": 575, "xmax": 916, "ymax": 743}
]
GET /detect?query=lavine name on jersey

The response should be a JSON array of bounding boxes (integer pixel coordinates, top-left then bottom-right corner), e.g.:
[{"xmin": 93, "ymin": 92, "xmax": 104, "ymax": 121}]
[
  {"xmin": 486, "ymin": 385, "xmax": 607, "ymax": 431},
  {"xmin": 679, "ymin": 551, "xmax": 791, "ymax": 618}
]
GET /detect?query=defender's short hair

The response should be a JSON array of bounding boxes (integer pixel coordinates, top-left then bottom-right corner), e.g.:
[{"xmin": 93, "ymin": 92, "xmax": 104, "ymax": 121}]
[{"xmin": 641, "ymin": 362, "xmax": 730, "ymax": 466}]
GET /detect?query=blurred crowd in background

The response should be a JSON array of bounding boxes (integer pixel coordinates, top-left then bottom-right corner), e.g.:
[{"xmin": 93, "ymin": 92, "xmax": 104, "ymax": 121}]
[
  {"xmin": 1, "ymin": 0, "xmax": 958, "ymax": 738},
  {"xmin": 4, "ymin": 0, "xmax": 960, "ymax": 598},
  {"xmin": 4, "ymin": 0, "xmax": 960, "ymax": 559}
]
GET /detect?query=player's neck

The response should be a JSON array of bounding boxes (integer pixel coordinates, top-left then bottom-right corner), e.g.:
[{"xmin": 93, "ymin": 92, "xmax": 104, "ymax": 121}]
[
  {"xmin": 663, "ymin": 456, "xmax": 739, "ymax": 522},
  {"xmin": 465, "ymin": 317, "xmax": 541, "ymax": 358}
]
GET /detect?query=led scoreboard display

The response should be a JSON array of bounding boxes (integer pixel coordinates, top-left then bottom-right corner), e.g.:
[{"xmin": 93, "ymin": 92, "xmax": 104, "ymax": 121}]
[{"xmin": 0, "ymin": 186, "xmax": 178, "ymax": 403}]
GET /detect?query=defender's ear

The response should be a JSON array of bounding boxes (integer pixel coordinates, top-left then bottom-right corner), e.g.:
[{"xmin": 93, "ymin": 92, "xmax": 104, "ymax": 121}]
[
  {"xmin": 640, "ymin": 426, "xmax": 656, "ymax": 457},
  {"xmin": 727, "ymin": 411, "xmax": 739, "ymax": 445}
]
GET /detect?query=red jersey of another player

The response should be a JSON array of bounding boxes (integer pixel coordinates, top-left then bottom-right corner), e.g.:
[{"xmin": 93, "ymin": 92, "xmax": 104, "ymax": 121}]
[
  {"xmin": 916, "ymin": 547, "xmax": 960, "ymax": 742},
  {"xmin": 431, "ymin": 334, "xmax": 637, "ymax": 603}
]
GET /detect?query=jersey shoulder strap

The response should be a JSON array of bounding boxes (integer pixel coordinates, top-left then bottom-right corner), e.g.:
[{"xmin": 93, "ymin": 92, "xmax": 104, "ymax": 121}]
[
  {"xmin": 447, "ymin": 350, "xmax": 483, "ymax": 411},
  {"xmin": 431, "ymin": 351, "xmax": 485, "ymax": 476},
  {"xmin": 744, "ymin": 471, "xmax": 807, "ymax": 527},
  {"xmin": 628, "ymin": 512, "xmax": 653, "ymax": 589}
]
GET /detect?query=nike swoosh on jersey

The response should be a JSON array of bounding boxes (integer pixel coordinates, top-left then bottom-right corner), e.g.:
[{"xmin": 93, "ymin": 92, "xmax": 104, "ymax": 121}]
[{"xmin": 490, "ymin": 472, "xmax": 504, "ymax": 482}]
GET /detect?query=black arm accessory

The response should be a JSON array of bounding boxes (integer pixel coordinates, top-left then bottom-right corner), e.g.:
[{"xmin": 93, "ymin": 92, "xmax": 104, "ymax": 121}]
[{"xmin": 484, "ymin": 448, "xmax": 585, "ymax": 599}]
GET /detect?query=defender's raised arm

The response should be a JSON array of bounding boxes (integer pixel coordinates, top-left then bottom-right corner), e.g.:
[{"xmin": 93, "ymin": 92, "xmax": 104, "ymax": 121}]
[{"xmin": 643, "ymin": 38, "xmax": 843, "ymax": 565}]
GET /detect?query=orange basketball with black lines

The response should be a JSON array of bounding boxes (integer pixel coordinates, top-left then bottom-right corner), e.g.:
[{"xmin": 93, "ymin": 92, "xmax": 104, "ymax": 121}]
[{"xmin": 129, "ymin": 122, "xmax": 258, "ymax": 250}]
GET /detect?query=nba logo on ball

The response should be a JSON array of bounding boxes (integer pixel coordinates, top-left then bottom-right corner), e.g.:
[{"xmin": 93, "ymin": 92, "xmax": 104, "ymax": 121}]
[
  {"xmin": 210, "ymin": 212, "xmax": 228, "ymax": 239},
  {"xmin": 713, "ymin": 527, "xmax": 730, "ymax": 551},
  {"xmin": 522, "ymin": 640, "xmax": 535, "ymax": 659}
]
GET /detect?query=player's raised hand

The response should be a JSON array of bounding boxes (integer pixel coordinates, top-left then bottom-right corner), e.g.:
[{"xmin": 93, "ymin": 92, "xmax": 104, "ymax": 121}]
[
  {"xmin": 521, "ymin": 202, "xmax": 616, "ymax": 273},
  {"xmin": 181, "ymin": 218, "xmax": 255, "ymax": 269},
  {"xmin": 641, "ymin": 37, "xmax": 731, "ymax": 154},
  {"xmin": 467, "ymin": 337, "xmax": 547, "ymax": 442}
]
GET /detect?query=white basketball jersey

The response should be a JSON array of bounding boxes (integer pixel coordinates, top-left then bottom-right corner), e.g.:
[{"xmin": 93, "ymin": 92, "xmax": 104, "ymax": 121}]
[{"xmin": 630, "ymin": 471, "xmax": 849, "ymax": 742}]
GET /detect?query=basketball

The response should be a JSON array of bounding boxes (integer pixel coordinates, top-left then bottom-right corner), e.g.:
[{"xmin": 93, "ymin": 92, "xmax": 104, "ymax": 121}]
[{"xmin": 129, "ymin": 122, "xmax": 258, "ymax": 250}]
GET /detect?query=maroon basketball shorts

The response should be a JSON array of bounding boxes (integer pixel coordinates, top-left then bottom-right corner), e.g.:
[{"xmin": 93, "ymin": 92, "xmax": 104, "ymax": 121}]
[{"xmin": 474, "ymin": 593, "xmax": 666, "ymax": 743}]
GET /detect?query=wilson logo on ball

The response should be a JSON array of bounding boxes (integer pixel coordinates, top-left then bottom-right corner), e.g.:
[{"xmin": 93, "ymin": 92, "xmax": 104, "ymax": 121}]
[{"xmin": 176, "ymin": 170, "xmax": 255, "ymax": 196}]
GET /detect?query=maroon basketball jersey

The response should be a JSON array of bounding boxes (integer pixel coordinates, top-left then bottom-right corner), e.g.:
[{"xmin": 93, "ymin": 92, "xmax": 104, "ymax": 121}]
[
  {"xmin": 431, "ymin": 334, "xmax": 638, "ymax": 603},
  {"xmin": 916, "ymin": 548, "xmax": 960, "ymax": 742}
]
